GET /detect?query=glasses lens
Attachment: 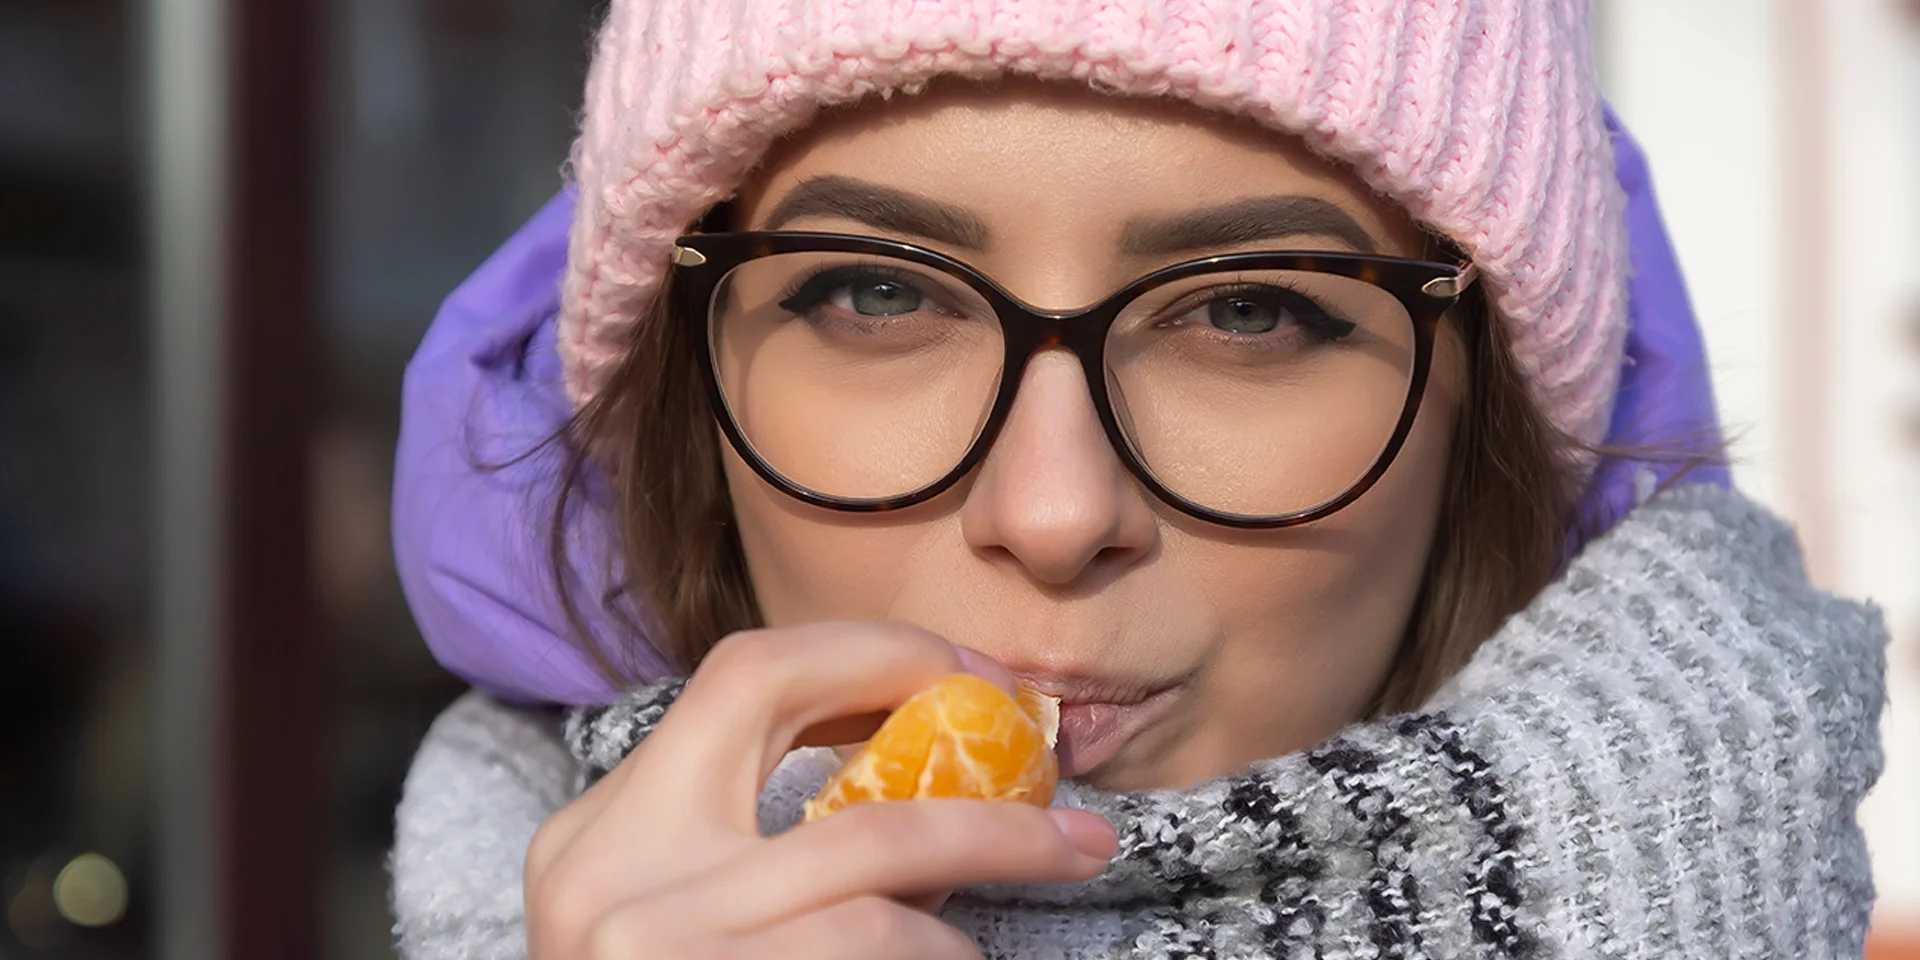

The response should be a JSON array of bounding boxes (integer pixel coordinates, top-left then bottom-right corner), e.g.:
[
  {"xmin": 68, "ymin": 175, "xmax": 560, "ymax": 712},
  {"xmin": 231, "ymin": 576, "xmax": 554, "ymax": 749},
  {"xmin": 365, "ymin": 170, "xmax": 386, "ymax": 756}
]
[
  {"xmin": 708, "ymin": 251, "xmax": 1004, "ymax": 502},
  {"xmin": 1106, "ymin": 268, "xmax": 1419, "ymax": 518}
]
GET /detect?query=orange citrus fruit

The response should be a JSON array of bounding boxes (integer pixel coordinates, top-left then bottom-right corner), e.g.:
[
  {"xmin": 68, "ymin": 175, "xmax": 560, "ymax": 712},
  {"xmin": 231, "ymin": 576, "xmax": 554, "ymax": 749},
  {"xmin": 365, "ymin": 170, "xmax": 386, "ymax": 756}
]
[{"xmin": 802, "ymin": 674, "xmax": 1061, "ymax": 823}]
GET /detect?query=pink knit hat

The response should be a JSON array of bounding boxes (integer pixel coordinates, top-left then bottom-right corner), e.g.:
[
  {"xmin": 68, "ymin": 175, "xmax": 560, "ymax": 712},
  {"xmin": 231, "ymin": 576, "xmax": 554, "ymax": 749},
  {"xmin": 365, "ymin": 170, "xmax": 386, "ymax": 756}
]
[{"xmin": 560, "ymin": 0, "xmax": 1628, "ymax": 448}]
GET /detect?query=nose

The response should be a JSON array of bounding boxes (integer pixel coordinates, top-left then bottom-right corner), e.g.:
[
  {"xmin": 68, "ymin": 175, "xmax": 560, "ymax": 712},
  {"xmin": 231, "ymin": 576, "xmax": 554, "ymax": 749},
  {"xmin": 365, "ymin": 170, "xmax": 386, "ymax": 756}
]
[{"xmin": 959, "ymin": 350, "xmax": 1159, "ymax": 586}]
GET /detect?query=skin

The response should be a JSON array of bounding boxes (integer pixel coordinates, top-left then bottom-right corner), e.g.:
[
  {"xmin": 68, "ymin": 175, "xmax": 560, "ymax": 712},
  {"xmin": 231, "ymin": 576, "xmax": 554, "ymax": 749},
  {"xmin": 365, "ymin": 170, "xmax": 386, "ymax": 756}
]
[
  {"xmin": 525, "ymin": 78, "xmax": 1467, "ymax": 959},
  {"xmin": 527, "ymin": 625, "xmax": 1117, "ymax": 959},
  {"xmin": 724, "ymin": 78, "xmax": 1464, "ymax": 791}
]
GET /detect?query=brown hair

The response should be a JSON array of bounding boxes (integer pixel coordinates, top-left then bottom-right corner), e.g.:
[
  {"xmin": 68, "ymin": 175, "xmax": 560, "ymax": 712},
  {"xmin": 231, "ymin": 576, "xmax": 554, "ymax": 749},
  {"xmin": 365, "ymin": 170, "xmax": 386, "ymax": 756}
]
[
  {"xmin": 548, "ymin": 265, "xmax": 1594, "ymax": 715},
  {"xmin": 1364, "ymin": 282, "xmax": 1580, "ymax": 714}
]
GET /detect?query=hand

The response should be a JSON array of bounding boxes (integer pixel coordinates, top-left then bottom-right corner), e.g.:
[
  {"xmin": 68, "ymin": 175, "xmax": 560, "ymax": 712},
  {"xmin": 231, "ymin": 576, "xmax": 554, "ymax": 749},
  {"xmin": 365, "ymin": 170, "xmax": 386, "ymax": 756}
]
[{"xmin": 522, "ymin": 621, "xmax": 1120, "ymax": 959}]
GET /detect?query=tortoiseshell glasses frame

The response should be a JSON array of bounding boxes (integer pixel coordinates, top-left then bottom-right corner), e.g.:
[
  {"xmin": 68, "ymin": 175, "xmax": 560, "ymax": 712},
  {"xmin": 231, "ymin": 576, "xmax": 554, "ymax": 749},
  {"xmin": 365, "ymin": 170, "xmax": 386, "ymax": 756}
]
[{"xmin": 669, "ymin": 231, "xmax": 1478, "ymax": 530}]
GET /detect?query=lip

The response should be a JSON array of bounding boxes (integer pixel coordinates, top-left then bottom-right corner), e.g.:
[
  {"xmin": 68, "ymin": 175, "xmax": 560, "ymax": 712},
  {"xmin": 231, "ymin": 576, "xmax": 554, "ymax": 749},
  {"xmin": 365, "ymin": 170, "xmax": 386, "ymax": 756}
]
[{"xmin": 1007, "ymin": 671, "xmax": 1180, "ymax": 779}]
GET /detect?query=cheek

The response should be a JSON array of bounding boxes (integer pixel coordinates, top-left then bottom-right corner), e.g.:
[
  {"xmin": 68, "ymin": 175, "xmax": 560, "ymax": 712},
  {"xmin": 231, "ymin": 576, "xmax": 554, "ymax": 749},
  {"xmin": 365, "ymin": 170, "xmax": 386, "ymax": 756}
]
[
  {"xmin": 720, "ymin": 444, "xmax": 927, "ymax": 627},
  {"xmin": 1308, "ymin": 324, "xmax": 1464, "ymax": 627},
  {"xmin": 1188, "ymin": 332, "xmax": 1461, "ymax": 749}
]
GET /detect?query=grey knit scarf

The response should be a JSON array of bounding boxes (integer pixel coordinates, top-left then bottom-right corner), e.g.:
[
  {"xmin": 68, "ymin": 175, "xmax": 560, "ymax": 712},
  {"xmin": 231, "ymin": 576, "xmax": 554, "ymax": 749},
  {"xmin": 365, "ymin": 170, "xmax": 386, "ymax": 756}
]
[{"xmin": 558, "ymin": 487, "xmax": 1888, "ymax": 959}]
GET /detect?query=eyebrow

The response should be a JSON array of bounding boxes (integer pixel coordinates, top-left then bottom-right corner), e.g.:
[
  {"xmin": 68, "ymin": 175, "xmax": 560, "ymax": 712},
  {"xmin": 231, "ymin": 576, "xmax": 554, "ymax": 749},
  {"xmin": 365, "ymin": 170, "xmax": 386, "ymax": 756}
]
[
  {"xmin": 1120, "ymin": 196, "xmax": 1379, "ymax": 256},
  {"xmin": 760, "ymin": 175, "xmax": 993, "ymax": 250},
  {"xmin": 757, "ymin": 177, "xmax": 1381, "ymax": 258}
]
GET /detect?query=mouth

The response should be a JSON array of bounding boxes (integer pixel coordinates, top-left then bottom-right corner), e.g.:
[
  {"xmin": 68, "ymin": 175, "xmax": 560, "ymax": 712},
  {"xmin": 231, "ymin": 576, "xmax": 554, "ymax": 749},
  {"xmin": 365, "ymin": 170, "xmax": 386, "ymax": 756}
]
[{"xmin": 1006, "ymin": 671, "xmax": 1181, "ymax": 779}]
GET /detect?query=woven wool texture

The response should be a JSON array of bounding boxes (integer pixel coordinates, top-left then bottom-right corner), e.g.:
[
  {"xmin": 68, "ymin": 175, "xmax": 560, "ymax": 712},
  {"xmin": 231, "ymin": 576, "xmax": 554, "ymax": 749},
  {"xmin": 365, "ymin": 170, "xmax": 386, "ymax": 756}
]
[
  {"xmin": 559, "ymin": 0, "xmax": 1631, "ymax": 448},
  {"xmin": 387, "ymin": 486, "xmax": 1888, "ymax": 959},
  {"xmin": 564, "ymin": 487, "xmax": 1887, "ymax": 956}
]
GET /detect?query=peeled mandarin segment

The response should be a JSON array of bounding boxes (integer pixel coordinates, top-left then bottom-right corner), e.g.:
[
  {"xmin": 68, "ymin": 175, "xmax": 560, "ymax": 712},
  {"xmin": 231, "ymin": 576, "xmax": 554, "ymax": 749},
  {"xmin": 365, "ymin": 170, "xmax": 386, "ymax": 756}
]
[{"xmin": 802, "ymin": 675, "xmax": 1062, "ymax": 823}]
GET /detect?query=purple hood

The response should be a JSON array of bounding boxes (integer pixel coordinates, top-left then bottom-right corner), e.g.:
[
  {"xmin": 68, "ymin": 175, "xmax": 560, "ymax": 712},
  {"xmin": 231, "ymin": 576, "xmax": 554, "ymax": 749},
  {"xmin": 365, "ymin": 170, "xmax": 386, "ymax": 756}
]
[{"xmin": 391, "ymin": 108, "xmax": 1729, "ymax": 706}]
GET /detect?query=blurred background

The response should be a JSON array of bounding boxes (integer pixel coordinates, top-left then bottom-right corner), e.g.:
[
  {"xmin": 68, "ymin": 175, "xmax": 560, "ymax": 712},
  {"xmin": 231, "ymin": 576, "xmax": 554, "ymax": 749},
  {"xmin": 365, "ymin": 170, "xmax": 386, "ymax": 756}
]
[{"xmin": 0, "ymin": 0, "xmax": 1914, "ymax": 957}]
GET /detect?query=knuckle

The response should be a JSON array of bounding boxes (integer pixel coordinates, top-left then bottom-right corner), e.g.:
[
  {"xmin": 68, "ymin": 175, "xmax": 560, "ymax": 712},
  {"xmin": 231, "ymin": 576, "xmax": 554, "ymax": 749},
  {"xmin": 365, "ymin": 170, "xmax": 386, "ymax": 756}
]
[
  {"xmin": 1034, "ymin": 821, "xmax": 1093, "ymax": 872},
  {"xmin": 835, "ymin": 896, "xmax": 919, "ymax": 948},
  {"xmin": 524, "ymin": 815, "xmax": 569, "ymax": 881},
  {"xmin": 525, "ymin": 864, "xmax": 588, "ymax": 936},
  {"xmin": 584, "ymin": 907, "xmax": 652, "ymax": 959},
  {"xmin": 1006, "ymin": 805, "xmax": 1077, "ymax": 855},
  {"xmin": 590, "ymin": 908, "xmax": 732, "ymax": 960},
  {"xmin": 699, "ymin": 629, "xmax": 794, "ymax": 690}
]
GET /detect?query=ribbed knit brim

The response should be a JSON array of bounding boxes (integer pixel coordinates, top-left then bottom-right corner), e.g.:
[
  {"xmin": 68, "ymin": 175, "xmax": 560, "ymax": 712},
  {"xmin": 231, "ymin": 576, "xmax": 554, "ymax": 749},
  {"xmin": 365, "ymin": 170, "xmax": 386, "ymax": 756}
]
[{"xmin": 561, "ymin": 0, "xmax": 1628, "ymax": 448}]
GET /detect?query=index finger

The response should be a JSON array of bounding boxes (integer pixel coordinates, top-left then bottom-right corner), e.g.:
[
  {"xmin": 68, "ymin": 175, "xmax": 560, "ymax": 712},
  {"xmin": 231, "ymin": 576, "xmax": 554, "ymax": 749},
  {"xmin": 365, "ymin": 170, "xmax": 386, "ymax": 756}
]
[
  {"xmin": 791, "ymin": 647, "xmax": 1016, "ymax": 749},
  {"xmin": 639, "ymin": 621, "xmax": 970, "ymax": 833}
]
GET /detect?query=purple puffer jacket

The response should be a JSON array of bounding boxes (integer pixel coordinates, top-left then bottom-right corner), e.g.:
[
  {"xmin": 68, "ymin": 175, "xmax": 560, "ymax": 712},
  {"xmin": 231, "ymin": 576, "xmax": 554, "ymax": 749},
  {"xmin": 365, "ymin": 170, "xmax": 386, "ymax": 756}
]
[{"xmin": 391, "ymin": 108, "xmax": 1730, "ymax": 706}]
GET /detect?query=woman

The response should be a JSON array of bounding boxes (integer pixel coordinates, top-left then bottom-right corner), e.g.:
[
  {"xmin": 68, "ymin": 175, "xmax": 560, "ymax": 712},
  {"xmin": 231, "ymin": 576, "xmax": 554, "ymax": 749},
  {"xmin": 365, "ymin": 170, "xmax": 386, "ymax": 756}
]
[{"xmin": 389, "ymin": 2, "xmax": 1887, "ymax": 957}]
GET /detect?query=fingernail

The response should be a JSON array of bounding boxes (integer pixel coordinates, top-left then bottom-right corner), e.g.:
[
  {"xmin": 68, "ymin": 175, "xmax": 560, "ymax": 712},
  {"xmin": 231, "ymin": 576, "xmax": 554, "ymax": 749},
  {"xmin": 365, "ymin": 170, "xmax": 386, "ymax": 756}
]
[
  {"xmin": 1049, "ymin": 808, "xmax": 1119, "ymax": 861},
  {"xmin": 956, "ymin": 647, "xmax": 1017, "ymax": 695}
]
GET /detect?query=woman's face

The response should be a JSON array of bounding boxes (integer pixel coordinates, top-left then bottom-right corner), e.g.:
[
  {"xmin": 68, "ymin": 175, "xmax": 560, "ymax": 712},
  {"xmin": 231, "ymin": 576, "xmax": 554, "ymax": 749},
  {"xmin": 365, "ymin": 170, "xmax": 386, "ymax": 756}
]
[{"xmin": 721, "ymin": 79, "xmax": 1463, "ymax": 790}]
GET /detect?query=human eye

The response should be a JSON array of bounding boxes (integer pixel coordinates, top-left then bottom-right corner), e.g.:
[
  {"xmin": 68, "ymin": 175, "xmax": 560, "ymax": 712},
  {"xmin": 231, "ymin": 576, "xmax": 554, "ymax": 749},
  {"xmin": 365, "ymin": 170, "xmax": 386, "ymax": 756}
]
[
  {"xmin": 777, "ymin": 265, "xmax": 951, "ymax": 322},
  {"xmin": 1167, "ymin": 284, "xmax": 1358, "ymax": 344}
]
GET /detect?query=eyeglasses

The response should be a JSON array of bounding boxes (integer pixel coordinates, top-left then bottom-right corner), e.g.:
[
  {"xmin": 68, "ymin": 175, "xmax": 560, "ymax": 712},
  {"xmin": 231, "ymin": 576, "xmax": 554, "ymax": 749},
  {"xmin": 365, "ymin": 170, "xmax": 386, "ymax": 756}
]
[{"xmin": 670, "ymin": 232, "xmax": 1477, "ymax": 529}]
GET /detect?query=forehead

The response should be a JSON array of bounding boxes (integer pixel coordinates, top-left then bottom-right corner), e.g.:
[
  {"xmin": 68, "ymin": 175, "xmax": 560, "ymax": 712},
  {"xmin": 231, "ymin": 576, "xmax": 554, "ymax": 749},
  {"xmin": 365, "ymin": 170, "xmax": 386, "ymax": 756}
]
[{"xmin": 735, "ymin": 77, "xmax": 1425, "ymax": 257}]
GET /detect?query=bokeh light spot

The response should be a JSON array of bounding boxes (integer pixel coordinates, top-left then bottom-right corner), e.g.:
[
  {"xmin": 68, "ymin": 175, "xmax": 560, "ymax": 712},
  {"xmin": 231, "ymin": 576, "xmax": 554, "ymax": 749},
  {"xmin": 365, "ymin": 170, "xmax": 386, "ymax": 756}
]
[{"xmin": 51, "ymin": 854, "xmax": 127, "ymax": 928}]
